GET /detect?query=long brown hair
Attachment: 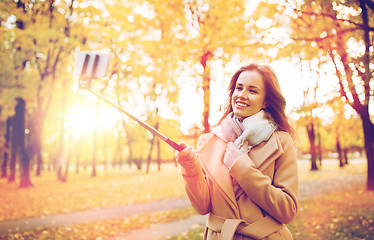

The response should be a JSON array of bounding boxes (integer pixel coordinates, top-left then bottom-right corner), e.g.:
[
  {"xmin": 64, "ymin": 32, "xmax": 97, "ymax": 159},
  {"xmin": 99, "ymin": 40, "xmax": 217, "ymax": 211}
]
[{"xmin": 219, "ymin": 63, "xmax": 295, "ymax": 136}]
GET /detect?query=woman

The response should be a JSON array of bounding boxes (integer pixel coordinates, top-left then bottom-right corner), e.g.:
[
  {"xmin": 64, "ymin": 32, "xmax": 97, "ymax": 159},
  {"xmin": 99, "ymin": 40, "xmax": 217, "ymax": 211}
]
[{"xmin": 175, "ymin": 63, "xmax": 298, "ymax": 240}]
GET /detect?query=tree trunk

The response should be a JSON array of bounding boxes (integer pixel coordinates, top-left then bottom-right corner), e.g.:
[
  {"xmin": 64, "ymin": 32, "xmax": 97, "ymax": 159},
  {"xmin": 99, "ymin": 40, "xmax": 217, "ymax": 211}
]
[
  {"xmin": 102, "ymin": 132, "xmax": 107, "ymax": 171},
  {"xmin": 358, "ymin": 0, "xmax": 374, "ymax": 191},
  {"xmin": 62, "ymin": 158, "xmax": 70, "ymax": 182},
  {"xmin": 56, "ymin": 97, "xmax": 67, "ymax": 181},
  {"xmin": 122, "ymin": 119, "xmax": 133, "ymax": 167},
  {"xmin": 306, "ymin": 123, "xmax": 318, "ymax": 170},
  {"xmin": 61, "ymin": 142, "xmax": 72, "ymax": 182},
  {"xmin": 200, "ymin": 50, "xmax": 213, "ymax": 133},
  {"xmin": 30, "ymin": 112, "xmax": 45, "ymax": 177},
  {"xmin": 35, "ymin": 153, "xmax": 43, "ymax": 176},
  {"xmin": 146, "ymin": 109, "xmax": 161, "ymax": 173},
  {"xmin": 1, "ymin": 151, "xmax": 8, "ymax": 178},
  {"xmin": 113, "ymin": 130, "xmax": 122, "ymax": 169},
  {"xmin": 336, "ymin": 135, "xmax": 344, "ymax": 168},
  {"xmin": 134, "ymin": 158, "xmax": 142, "ymax": 170},
  {"xmin": 15, "ymin": 98, "xmax": 33, "ymax": 188},
  {"xmin": 1, "ymin": 117, "xmax": 12, "ymax": 178},
  {"xmin": 146, "ymin": 137, "xmax": 155, "ymax": 174},
  {"xmin": 157, "ymin": 138, "xmax": 161, "ymax": 172},
  {"xmin": 75, "ymin": 135, "xmax": 80, "ymax": 173},
  {"xmin": 27, "ymin": 114, "xmax": 43, "ymax": 176},
  {"xmin": 361, "ymin": 110, "xmax": 374, "ymax": 190},
  {"xmin": 317, "ymin": 131, "xmax": 322, "ymax": 166},
  {"xmin": 92, "ymin": 103, "xmax": 99, "ymax": 177},
  {"xmin": 155, "ymin": 115, "xmax": 161, "ymax": 172},
  {"xmin": 343, "ymin": 149, "xmax": 348, "ymax": 165},
  {"xmin": 8, "ymin": 117, "xmax": 16, "ymax": 183},
  {"xmin": 19, "ymin": 149, "xmax": 32, "ymax": 188}
]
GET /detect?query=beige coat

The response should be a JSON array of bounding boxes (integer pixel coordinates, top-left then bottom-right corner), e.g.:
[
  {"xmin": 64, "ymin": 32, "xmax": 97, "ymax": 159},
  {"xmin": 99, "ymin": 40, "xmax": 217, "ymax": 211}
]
[{"xmin": 180, "ymin": 131, "xmax": 298, "ymax": 240}]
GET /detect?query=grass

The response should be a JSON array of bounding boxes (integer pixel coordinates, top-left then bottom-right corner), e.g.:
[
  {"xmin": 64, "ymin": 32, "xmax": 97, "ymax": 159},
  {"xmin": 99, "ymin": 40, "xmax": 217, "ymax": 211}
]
[
  {"xmin": 297, "ymin": 158, "xmax": 367, "ymax": 181},
  {"xmin": 0, "ymin": 160, "xmax": 370, "ymax": 240},
  {"xmin": 0, "ymin": 164, "xmax": 186, "ymax": 222}
]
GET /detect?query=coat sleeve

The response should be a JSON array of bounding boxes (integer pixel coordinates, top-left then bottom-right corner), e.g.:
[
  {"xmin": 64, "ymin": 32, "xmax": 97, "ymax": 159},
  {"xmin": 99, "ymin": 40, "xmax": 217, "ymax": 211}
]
[
  {"xmin": 229, "ymin": 132, "xmax": 298, "ymax": 224},
  {"xmin": 179, "ymin": 134, "xmax": 211, "ymax": 215}
]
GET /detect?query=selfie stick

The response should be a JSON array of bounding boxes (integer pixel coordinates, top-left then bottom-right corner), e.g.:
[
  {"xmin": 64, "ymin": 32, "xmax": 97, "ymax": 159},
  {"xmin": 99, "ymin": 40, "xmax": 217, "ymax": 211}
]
[{"xmin": 77, "ymin": 53, "xmax": 185, "ymax": 152}]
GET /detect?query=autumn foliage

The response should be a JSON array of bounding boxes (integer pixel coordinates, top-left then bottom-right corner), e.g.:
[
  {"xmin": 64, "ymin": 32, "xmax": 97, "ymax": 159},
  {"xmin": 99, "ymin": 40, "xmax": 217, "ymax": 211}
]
[{"xmin": 0, "ymin": 0, "xmax": 373, "ymax": 238}]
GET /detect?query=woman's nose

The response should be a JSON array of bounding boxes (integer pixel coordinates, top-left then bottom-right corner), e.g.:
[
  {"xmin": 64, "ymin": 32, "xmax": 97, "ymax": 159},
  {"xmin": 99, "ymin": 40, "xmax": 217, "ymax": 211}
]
[{"xmin": 238, "ymin": 90, "xmax": 247, "ymax": 98}]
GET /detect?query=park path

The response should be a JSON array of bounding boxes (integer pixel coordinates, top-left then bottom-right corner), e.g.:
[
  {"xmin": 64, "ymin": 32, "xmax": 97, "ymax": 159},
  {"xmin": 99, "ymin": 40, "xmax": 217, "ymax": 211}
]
[{"xmin": 0, "ymin": 174, "xmax": 366, "ymax": 239}]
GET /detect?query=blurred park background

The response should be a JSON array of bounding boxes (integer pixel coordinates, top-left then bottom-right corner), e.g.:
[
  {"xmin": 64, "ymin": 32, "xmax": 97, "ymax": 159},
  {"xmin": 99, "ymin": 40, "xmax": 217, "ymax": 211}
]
[{"xmin": 0, "ymin": 0, "xmax": 373, "ymax": 239}]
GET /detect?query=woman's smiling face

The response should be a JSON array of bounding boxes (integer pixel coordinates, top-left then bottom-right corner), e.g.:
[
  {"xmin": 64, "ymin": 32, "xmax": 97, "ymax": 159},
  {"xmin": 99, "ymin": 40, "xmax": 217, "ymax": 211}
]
[{"xmin": 231, "ymin": 70, "xmax": 267, "ymax": 118}]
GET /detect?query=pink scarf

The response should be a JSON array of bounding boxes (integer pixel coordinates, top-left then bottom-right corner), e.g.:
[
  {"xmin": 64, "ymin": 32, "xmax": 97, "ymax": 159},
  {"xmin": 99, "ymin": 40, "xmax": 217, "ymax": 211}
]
[
  {"xmin": 212, "ymin": 113, "xmax": 244, "ymax": 143},
  {"xmin": 212, "ymin": 111, "xmax": 276, "ymax": 151}
]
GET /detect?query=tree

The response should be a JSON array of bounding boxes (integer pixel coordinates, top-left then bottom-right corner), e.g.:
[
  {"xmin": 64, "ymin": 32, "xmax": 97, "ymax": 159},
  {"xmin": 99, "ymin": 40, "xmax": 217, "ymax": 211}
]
[
  {"xmin": 326, "ymin": 97, "xmax": 364, "ymax": 164},
  {"xmin": 185, "ymin": 0, "xmax": 268, "ymax": 133},
  {"xmin": 1, "ymin": 117, "xmax": 12, "ymax": 178},
  {"xmin": 281, "ymin": 0, "xmax": 373, "ymax": 190},
  {"xmin": 14, "ymin": 98, "xmax": 33, "ymax": 188},
  {"xmin": 132, "ymin": 0, "xmax": 187, "ymax": 171},
  {"xmin": 0, "ymin": 0, "xmax": 86, "ymax": 177},
  {"xmin": 99, "ymin": 0, "xmax": 188, "ymax": 170},
  {"xmin": 296, "ymin": 94, "xmax": 321, "ymax": 170},
  {"xmin": 0, "ymin": 1, "xmax": 35, "ymax": 181},
  {"xmin": 295, "ymin": 58, "xmax": 327, "ymax": 170},
  {"xmin": 55, "ymin": 79, "xmax": 74, "ymax": 181}
]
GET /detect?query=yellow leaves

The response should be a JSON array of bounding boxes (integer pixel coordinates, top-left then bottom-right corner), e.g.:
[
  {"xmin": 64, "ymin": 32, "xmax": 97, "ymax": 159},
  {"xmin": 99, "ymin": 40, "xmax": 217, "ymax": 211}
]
[
  {"xmin": 0, "ymin": 167, "xmax": 186, "ymax": 222},
  {"xmin": 288, "ymin": 186, "xmax": 374, "ymax": 239},
  {"xmin": 23, "ymin": 208, "xmax": 196, "ymax": 240},
  {"xmin": 0, "ymin": 167, "xmax": 192, "ymax": 239}
]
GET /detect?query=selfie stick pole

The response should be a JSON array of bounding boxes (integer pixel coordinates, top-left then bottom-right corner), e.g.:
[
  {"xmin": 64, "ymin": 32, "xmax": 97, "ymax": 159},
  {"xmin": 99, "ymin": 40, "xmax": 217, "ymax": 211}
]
[
  {"xmin": 78, "ymin": 53, "xmax": 184, "ymax": 152},
  {"xmin": 87, "ymin": 88, "xmax": 185, "ymax": 152}
]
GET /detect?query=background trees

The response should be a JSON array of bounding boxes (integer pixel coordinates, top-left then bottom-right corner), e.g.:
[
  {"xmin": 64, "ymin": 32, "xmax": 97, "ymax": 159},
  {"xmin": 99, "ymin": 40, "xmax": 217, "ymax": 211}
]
[
  {"xmin": 0, "ymin": 0, "xmax": 372, "ymax": 189},
  {"xmin": 280, "ymin": 0, "xmax": 373, "ymax": 189}
]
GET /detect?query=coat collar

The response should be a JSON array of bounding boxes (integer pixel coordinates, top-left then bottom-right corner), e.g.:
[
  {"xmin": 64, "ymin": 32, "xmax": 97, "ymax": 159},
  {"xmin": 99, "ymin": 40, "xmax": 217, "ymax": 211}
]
[
  {"xmin": 197, "ymin": 132, "xmax": 284, "ymax": 213},
  {"xmin": 249, "ymin": 131, "xmax": 284, "ymax": 171},
  {"xmin": 197, "ymin": 134, "xmax": 239, "ymax": 214}
]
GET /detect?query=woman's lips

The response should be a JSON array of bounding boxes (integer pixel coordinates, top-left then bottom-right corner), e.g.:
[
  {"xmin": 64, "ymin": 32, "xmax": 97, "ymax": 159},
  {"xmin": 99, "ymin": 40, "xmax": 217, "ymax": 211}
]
[{"xmin": 235, "ymin": 101, "xmax": 249, "ymax": 108}]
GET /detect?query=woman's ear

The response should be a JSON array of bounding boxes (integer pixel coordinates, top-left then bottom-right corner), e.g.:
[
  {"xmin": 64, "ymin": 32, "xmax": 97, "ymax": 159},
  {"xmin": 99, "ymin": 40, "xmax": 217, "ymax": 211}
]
[{"xmin": 262, "ymin": 102, "xmax": 268, "ymax": 109}]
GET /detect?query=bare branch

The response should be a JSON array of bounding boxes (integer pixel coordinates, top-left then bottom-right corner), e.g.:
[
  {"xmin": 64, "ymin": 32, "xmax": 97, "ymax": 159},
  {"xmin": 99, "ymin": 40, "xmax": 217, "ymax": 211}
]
[
  {"xmin": 328, "ymin": 48, "xmax": 349, "ymax": 102},
  {"xmin": 292, "ymin": 27, "xmax": 361, "ymax": 42},
  {"xmin": 364, "ymin": 0, "xmax": 374, "ymax": 11},
  {"xmin": 295, "ymin": 10, "xmax": 367, "ymax": 29}
]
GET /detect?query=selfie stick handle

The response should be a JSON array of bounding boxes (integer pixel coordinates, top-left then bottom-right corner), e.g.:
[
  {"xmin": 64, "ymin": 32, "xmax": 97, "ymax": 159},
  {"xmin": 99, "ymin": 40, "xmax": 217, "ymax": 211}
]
[{"xmin": 87, "ymin": 89, "xmax": 185, "ymax": 152}]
